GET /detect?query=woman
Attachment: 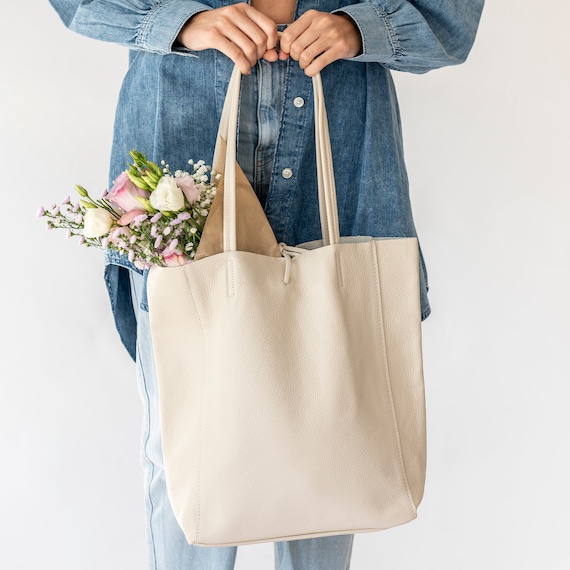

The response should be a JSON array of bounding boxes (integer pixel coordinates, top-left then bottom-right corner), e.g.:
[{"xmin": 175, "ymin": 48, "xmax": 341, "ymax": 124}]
[{"xmin": 49, "ymin": 1, "xmax": 484, "ymax": 568}]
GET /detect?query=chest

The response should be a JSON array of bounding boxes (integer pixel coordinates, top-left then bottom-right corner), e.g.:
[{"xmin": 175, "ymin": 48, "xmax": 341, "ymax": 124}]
[{"xmin": 250, "ymin": 0, "xmax": 296, "ymax": 23}]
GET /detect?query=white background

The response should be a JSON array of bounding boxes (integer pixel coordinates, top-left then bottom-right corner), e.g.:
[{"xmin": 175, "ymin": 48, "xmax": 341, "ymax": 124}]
[{"xmin": 1, "ymin": 2, "xmax": 569, "ymax": 568}]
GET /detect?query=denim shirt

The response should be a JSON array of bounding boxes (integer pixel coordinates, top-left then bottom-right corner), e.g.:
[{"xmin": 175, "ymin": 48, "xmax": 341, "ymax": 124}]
[{"xmin": 49, "ymin": 0, "xmax": 485, "ymax": 361}]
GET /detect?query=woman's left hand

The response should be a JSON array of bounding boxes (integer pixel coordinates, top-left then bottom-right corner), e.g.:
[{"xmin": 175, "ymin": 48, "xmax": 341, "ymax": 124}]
[{"xmin": 278, "ymin": 11, "xmax": 362, "ymax": 76}]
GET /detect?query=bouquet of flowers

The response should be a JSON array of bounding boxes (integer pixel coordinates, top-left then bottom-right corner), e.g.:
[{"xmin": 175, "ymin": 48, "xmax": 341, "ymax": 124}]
[{"xmin": 38, "ymin": 150, "xmax": 219, "ymax": 268}]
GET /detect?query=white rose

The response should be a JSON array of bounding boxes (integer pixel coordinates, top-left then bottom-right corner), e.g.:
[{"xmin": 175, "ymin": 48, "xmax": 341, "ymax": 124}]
[
  {"xmin": 83, "ymin": 208, "xmax": 115, "ymax": 238},
  {"xmin": 150, "ymin": 176, "xmax": 184, "ymax": 212}
]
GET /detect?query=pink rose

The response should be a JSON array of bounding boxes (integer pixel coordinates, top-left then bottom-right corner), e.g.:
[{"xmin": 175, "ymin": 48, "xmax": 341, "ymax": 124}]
[
  {"xmin": 117, "ymin": 209, "xmax": 147, "ymax": 226},
  {"xmin": 107, "ymin": 171, "xmax": 150, "ymax": 212},
  {"xmin": 177, "ymin": 175, "xmax": 201, "ymax": 204},
  {"xmin": 163, "ymin": 252, "xmax": 189, "ymax": 267}
]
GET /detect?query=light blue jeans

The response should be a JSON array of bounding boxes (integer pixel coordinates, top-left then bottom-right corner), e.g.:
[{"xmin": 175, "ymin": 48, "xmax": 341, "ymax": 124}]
[{"xmin": 128, "ymin": 56, "xmax": 354, "ymax": 569}]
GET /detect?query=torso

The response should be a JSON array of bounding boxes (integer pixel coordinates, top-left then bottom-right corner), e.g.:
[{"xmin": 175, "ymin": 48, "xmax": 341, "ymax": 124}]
[{"xmin": 250, "ymin": 0, "xmax": 296, "ymax": 24}]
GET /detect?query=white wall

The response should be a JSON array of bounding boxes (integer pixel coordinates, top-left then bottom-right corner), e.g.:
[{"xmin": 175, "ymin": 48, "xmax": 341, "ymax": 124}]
[{"xmin": 1, "ymin": 2, "xmax": 568, "ymax": 568}]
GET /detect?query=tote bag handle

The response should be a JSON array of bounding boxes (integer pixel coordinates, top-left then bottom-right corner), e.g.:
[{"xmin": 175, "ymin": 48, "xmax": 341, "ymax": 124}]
[{"xmin": 213, "ymin": 64, "xmax": 341, "ymax": 252}]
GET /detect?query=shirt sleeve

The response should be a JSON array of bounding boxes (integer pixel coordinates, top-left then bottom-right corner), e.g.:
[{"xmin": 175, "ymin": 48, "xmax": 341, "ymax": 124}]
[
  {"xmin": 48, "ymin": 0, "xmax": 212, "ymax": 55},
  {"xmin": 333, "ymin": 1, "xmax": 485, "ymax": 73}
]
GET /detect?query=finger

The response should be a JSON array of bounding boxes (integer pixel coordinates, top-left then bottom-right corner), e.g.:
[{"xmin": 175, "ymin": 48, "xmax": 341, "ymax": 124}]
[
  {"xmin": 303, "ymin": 48, "xmax": 337, "ymax": 76},
  {"xmin": 280, "ymin": 31, "xmax": 319, "ymax": 62},
  {"xmin": 244, "ymin": 8, "xmax": 279, "ymax": 52},
  {"xmin": 222, "ymin": 25, "xmax": 265, "ymax": 66},
  {"xmin": 295, "ymin": 33, "xmax": 328, "ymax": 69},
  {"xmin": 287, "ymin": 27, "xmax": 325, "ymax": 68},
  {"xmin": 179, "ymin": 12, "xmax": 262, "ymax": 64},
  {"xmin": 220, "ymin": 13, "xmax": 273, "ymax": 62},
  {"xmin": 302, "ymin": 32, "xmax": 361, "ymax": 75},
  {"xmin": 262, "ymin": 48, "xmax": 279, "ymax": 62},
  {"xmin": 219, "ymin": 6, "xmax": 277, "ymax": 60},
  {"xmin": 300, "ymin": 36, "xmax": 351, "ymax": 76},
  {"xmin": 212, "ymin": 34, "xmax": 256, "ymax": 74},
  {"xmin": 278, "ymin": 15, "xmax": 312, "ymax": 57}
]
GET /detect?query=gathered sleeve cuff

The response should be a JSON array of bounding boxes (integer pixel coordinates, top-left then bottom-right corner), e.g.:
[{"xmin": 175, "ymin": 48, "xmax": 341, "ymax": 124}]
[
  {"xmin": 49, "ymin": 0, "xmax": 212, "ymax": 56},
  {"xmin": 333, "ymin": 1, "xmax": 485, "ymax": 74},
  {"xmin": 138, "ymin": 0, "xmax": 212, "ymax": 54}
]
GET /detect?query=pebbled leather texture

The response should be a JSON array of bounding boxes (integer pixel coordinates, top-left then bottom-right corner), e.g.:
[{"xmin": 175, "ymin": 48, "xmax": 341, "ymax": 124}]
[{"xmin": 147, "ymin": 66, "xmax": 426, "ymax": 546}]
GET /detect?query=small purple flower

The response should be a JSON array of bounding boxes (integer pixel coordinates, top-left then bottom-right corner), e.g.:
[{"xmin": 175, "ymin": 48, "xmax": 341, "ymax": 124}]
[
  {"xmin": 74, "ymin": 213, "xmax": 83, "ymax": 224},
  {"xmin": 79, "ymin": 236, "xmax": 85, "ymax": 245},
  {"xmin": 66, "ymin": 229, "xmax": 72, "ymax": 239},
  {"xmin": 154, "ymin": 235, "xmax": 163, "ymax": 249},
  {"xmin": 72, "ymin": 203, "xmax": 80, "ymax": 213},
  {"xmin": 36, "ymin": 206, "xmax": 45, "ymax": 217},
  {"xmin": 150, "ymin": 225, "xmax": 158, "ymax": 238},
  {"xmin": 51, "ymin": 206, "xmax": 60, "ymax": 216},
  {"xmin": 101, "ymin": 237, "xmax": 110, "ymax": 248},
  {"xmin": 129, "ymin": 235, "xmax": 137, "ymax": 245},
  {"xmin": 163, "ymin": 226, "xmax": 172, "ymax": 236},
  {"xmin": 177, "ymin": 212, "xmax": 191, "ymax": 221},
  {"xmin": 150, "ymin": 212, "xmax": 162, "ymax": 223},
  {"xmin": 128, "ymin": 250, "xmax": 135, "ymax": 262},
  {"xmin": 62, "ymin": 195, "xmax": 71, "ymax": 205}
]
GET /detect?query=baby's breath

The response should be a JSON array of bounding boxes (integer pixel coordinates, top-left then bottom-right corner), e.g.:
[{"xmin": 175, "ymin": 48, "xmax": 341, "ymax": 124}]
[{"xmin": 38, "ymin": 150, "xmax": 218, "ymax": 267}]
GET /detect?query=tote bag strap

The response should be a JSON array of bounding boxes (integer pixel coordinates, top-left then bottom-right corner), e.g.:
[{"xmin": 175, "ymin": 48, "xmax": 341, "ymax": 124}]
[
  {"xmin": 215, "ymin": 64, "xmax": 341, "ymax": 252},
  {"xmin": 312, "ymin": 71, "xmax": 340, "ymax": 248}
]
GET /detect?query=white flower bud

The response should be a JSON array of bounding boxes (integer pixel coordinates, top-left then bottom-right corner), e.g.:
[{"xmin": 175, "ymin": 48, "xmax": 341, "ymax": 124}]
[{"xmin": 83, "ymin": 208, "xmax": 114, "ymax": 238}]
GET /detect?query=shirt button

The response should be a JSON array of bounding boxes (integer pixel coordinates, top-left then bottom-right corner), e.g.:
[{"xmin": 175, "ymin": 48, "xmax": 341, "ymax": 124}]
[
  {"xmin": 281, "ymin": 168, "xmax": 293, "ymax": 179},
  {"xmin": 293, "ymin": 97, "xmax": 305, "ymax": 108}
]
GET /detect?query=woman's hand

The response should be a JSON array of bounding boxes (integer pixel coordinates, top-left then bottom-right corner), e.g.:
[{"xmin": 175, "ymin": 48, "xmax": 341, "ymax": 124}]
[
  {"xmin": 279, "ymin": 11, "xmax": 362, "ymax": 76},
  {"xmin": 177, "ymin": 4, "xmax": 279, "ymax": 74}
]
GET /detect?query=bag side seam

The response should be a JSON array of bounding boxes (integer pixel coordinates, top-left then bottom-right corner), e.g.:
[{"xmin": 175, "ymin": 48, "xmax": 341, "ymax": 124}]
[{"xmin": 371, "ymin": 243, "xmax": 417, "ymax": 517}]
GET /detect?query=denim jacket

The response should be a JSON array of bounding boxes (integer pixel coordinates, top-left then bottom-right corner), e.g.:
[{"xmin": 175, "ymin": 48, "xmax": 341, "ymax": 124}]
[{"xmin": 49, "ymin": 0, "xmax": 485, "ymax": 361}]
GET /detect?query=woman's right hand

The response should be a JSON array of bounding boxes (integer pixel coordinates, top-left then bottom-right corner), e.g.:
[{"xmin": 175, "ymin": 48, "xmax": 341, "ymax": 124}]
[{"xmin": 177, "ymin": 4, "xmax": 279, "ymax": 73}]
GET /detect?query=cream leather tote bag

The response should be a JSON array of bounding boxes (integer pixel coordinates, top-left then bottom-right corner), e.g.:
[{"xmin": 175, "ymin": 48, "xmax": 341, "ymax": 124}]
[{"xmin": 147, "ymin": 65, "xmax": 426, "ymax": 547}]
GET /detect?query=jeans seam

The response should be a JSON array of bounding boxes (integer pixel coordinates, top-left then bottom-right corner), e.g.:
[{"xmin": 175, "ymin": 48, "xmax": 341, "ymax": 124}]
[
  {"xmin": 132, "ymin": 272, "xmax": 158, "ymax": 569},
  {"xmin": 138, "ymin": 351, "xmax": 158, "ymax": 569}
]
